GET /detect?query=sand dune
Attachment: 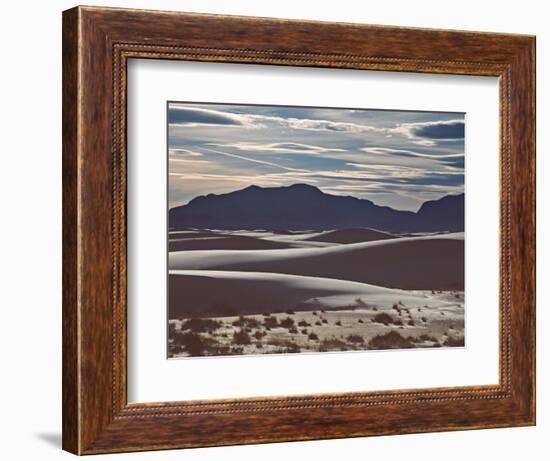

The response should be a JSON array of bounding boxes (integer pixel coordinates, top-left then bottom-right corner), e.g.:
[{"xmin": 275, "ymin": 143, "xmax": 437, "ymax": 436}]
[
  {"xmin": 169, "ymin": 233, "xmax": 464, "ymax": 290},
  {"xmin": 169, "ymin": 235, "xmax": 293, "ymax": 251},
  {"xmin": 304, "ymin": 228, "xmax": 397, "ymax": 244},
  {"xmin": 168, "ymin": 270, "xmax": 454, "ymax": 318}
]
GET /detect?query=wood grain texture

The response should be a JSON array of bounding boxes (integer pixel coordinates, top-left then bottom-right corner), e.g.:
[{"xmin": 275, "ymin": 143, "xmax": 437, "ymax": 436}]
[
  {"xmin": 62, "ymin": 5, "xmax": 536, "ymax": 455},
  {"xmin": 62, "ymin": 7, "xmax": 80, "ymax": 454}
]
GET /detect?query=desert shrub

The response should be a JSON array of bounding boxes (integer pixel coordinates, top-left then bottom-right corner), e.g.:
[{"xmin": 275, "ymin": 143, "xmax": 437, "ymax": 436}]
[
  {"xmin": 285, "ymin": 309, "xmax": 295, "ymax": 315},
  {"xmin": 256, "ymin": 343, "xmax": 263, "ymax": 349},
  {"xmin": 288, "ymin": 327, "xmax": 298, "ymax": 334},
  {"xmin": 372, "ymin": 306, "xmax": 378, "ymax": 311},
  {"xmin": 392, "ymin": 304, "xmax": 400, "ymax": 311},
  {"xmin": 301, "ymin": 328, "xmax": 308, "ymax": 335},
  {"xmin": 320, "ymin": 309, "xmax": 326, "ymax": 313},
  {"xmin": 181, "ymin": 318, "xmax": 221, "ymax": 333},
  {"xmin": 267, "ymin": 337, "xmax": 299, "ymax": 351},
  {"xmin": 372, "ymin": 313, "xmax": 394, "ymax": 325},
  {"xmin": 282, "ymin": 343, "xmax": 300, "ymax": 353},
  {"xmin": 346, "ymin": 334, "xmax": 364, "ymax": 344},
  {"xmin": 232, "ymin": 329, "xmax": 251, "ymax": 345},
  {"xmin": 321, "ymin": 318, "xmax": 328, "ymax": 324},
  {"xmin": 443, "ymin": 335, "xmax": 465, "ymax": 347},
  {"xmin": 421, "ymin": 317, "xmax": 428, "ymax": 323},
  {"xmin": 393, "ymin": 319, "xmax": 403, "ymax": 326},
  {"xmin": 318, "ymin": 338, "xmax": 348, "ymax": 352},
  {"xmin": 335, "ymin": 320, "xmax": 342, "ymax": 326},
  {"xmin": 407, "ymin": 319, "xmax": 415, "ymax": 326},
  {"xmin": 263, "ymin": 316, "xmax": 279, "ymax": 329},
  {"xmin": 172, "ymin": 332, "xmax": 212, "ymax": 356},
  {"xmin": 355, "ymin": 297, "xmax": 367, "ymax": 307},
  {"xmin": 232, "ymin": 316, "xmax": 260, "ymax": 328},
  {"xmin": 416, "ymin": 333, "xmax": 438, "ymax": 343},
  {"xmin": 297, "ymin": 320, "xmax": 310, "ymax": 327},
  {"xmin": 368, "ymin": 331, "xmax": 414, "ymax": 350},
  {"xmin": 253, "ymin": 330, "xmax": 266, "ymax": 340},
  {"xmin": 312, "ymin": 311, "xmax": 318, "ymax": 316},
  {"xmin": 358, "ymin": 318, "xmax": 364, "ymax": 324},
  {"xmin": 168, "ymin": 322, "xmax": 177, "ymax": 335},
  {"xmin": 315, "ymin": 321, "xmax": 322, "ymax": 326},
  {"xmin": 308, "ymin": 332, "xmax": 319, "ymax": 340},
  {"xmin": 280, "ymin": 317, "xmax": 295, "ymax": 328}
]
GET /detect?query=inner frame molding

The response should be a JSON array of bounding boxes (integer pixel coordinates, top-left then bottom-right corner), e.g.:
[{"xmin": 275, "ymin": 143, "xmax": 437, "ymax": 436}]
[{"xmin": 62, "ymin": 6, "xmax": 535, "ymax": 455}]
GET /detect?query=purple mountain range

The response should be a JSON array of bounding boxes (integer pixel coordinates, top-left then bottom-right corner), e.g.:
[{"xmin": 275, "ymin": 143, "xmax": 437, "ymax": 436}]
[{"xmin": 169, "ymin": 184, "xmax": 464, "ymax": 233}]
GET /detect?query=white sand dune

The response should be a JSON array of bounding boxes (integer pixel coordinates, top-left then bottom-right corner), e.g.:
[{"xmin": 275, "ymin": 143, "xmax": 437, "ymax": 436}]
[
  {"xmin": 304, "ymin": 228, "xmax": 397, "ymax": 244},
  {"xmin": 168, "ymin": 270, "xmax": 456, "ymax": 318},
  {"xmin": 169, "ymin": 235, "xmax": 294, "ymax": 251},
  {"xmin": 169, "ymin": 233, "xmax": 464, "ymax": 290},
  {"xmin": 169, "ymin": 229, "xmax": 334, "ymax": 249}
]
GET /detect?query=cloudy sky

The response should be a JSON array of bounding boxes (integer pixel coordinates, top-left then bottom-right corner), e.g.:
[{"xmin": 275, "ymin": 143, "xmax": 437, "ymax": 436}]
[{"xmin": 168, "ymin": 102, "xmax": 465, "ymax": 211}]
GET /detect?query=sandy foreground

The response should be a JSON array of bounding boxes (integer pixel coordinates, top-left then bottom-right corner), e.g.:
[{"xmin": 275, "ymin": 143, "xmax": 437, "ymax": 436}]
[
  {"xmin": 168, "ymin": 290, "xmax": 464, "ymax": 358},
  {"xmin": 168, "ymin": 228, "xmax": 465, "ymax": 357}
]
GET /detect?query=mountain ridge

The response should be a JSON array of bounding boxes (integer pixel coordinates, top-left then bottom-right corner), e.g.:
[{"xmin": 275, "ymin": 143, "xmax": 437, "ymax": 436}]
[{"xmin": 169, "ymin": 184, "xmax": 464, "ymax": 233}]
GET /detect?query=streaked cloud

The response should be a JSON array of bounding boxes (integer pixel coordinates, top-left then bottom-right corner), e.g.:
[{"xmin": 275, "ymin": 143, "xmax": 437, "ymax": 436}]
[
  {"xmin": 208, "ymin": 142, "xmax": 346, "ymax": 154},
  {"xmin": 391, "ymin": 119, "xmax": 465, "ymax": 146},
  {"xmin": 167, "ymin": 102, "xmax": 465, "ymax": 211}
]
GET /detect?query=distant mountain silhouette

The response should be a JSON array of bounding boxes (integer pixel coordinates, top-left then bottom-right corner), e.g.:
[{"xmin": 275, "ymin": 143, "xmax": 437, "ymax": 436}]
[{"xmin": 169, "ymin": 184, "xmax": 464, "ymax": 232}]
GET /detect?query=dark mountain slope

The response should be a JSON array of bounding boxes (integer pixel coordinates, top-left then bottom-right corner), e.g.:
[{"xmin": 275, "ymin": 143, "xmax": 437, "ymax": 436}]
[{"xmin": 169, "ymin": 184, "xmax": 464, "ymax": 233}]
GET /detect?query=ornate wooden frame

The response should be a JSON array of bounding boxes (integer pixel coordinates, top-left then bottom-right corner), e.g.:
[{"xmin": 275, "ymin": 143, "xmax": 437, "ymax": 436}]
[{"xmin": 62, "ymin": 6, "xmax": 536, "ymax": 455}]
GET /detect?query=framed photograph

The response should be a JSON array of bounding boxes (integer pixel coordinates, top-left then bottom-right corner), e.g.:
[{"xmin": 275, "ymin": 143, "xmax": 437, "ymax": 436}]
[{"xmin": 62, "ymin": 6, "xmax": 535, "ymax": 455}]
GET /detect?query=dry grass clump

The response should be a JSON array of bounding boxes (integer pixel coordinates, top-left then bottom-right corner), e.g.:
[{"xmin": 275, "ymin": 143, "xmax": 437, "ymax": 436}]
[
  {"xmin": 368, "ymin": 331, "xmax": 414, "ymax": 350},
  {"xmin": 280, "ymin": 317, "xmax": 295, "ymax": 328},
  {"xmin": 308, "ymin": 332, "xmax": 319, "ymax": 340},
  {"xmin": 232, "ymin": 329, "xmax": 251, "ymax": 345},
  {"xmin": 346, "ymin": 334, "xmax": 364, "ymax": 344},
  {"xmin": 171, "ymin": 332, "xmax": 213, "ymax": 356},
  {"xmin": 318, "ymin": 338, "xmax": 349, "ymax": 352},
  {"xmin": 443, "ymin": 335, "xmax": 465, "ymax": 347},
  {"xmin": 372, "ymin": 312, "xmax": 394, "ymax": 325},
  {"xmin": 417, "ymin": 333, "xmax": 438, "ymax": 342},
  {"xmin": 232, "ymin": 316, "xmax": 260, "ymax": 328},
  {"xmin": 263, "ymin": 316, "xmax": 279, "ymax": 329},
  {"xmin": 253, "ymin": 330, "xmax": 266, "ymax": 340},
  {"xmin": 267, "ymin": 337, "xmax": 300, "ymax": 353}
]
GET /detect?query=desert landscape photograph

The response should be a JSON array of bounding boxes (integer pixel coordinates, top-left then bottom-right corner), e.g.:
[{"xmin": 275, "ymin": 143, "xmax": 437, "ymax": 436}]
[{"xmin": 167, "ymin": 102, "xmax": 465, "ymax": 358}]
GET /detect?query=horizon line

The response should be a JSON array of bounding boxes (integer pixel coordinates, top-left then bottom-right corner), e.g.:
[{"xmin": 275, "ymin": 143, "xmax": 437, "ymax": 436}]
[{"xmin": 168, "ymin": 183, "xmax": 464, "ymax": 213}]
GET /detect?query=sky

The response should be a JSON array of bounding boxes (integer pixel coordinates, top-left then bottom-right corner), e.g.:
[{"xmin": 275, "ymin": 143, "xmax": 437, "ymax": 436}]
[{"xmin": 167, "ymin": 102, "xmax": 465, "ymax": 212}]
